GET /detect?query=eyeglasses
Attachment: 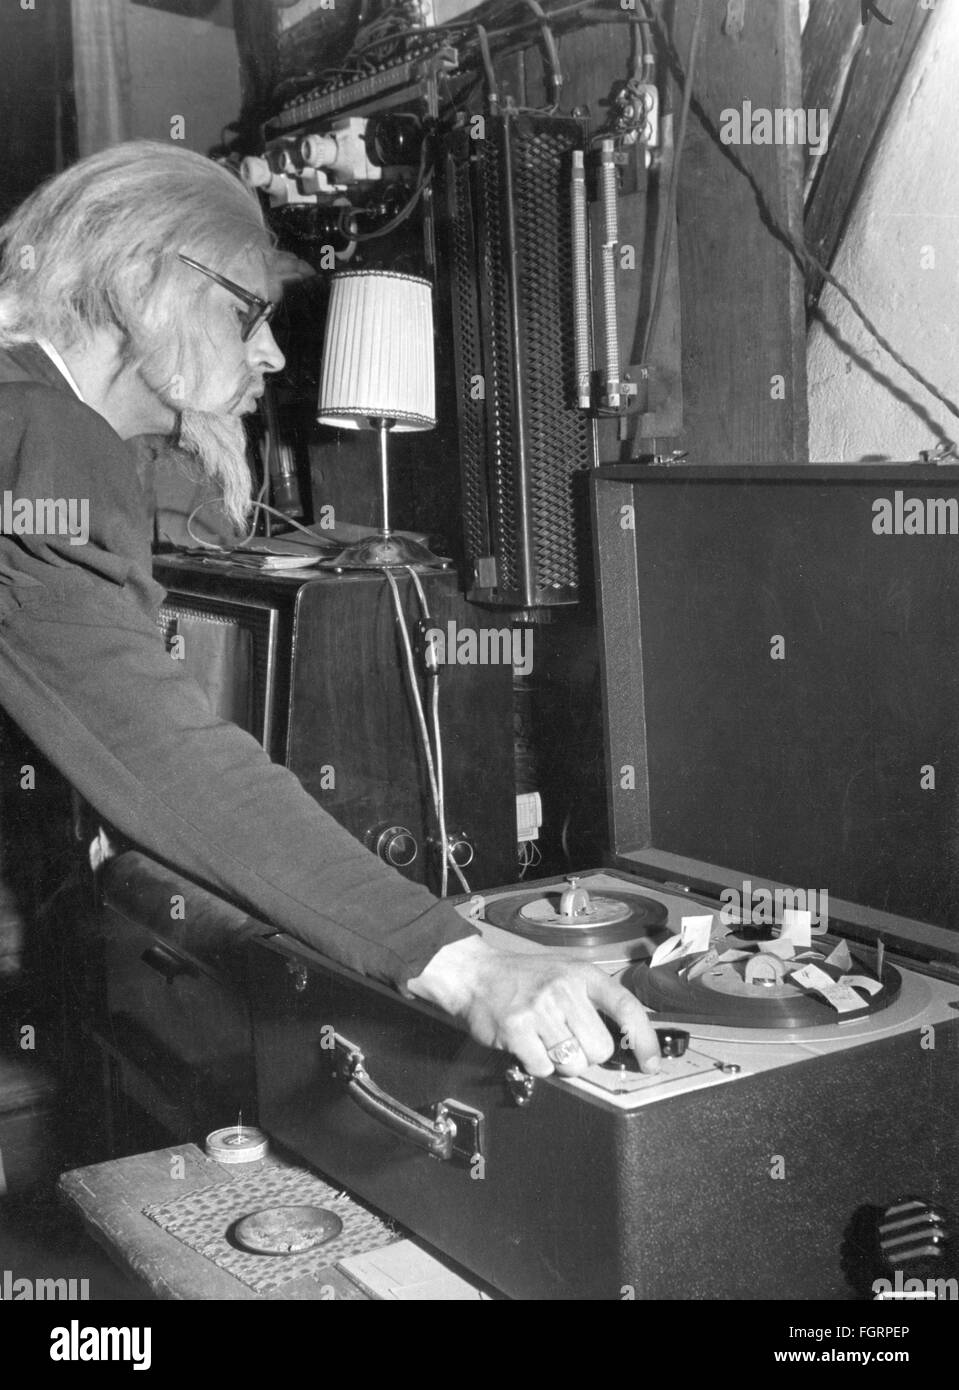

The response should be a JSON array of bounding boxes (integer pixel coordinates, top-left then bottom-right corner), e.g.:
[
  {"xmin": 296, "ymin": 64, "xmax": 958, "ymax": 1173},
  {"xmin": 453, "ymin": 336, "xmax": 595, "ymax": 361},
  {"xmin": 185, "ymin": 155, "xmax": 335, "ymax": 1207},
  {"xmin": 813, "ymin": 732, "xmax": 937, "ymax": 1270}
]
[{"xmin": 177, "ymin": 253, "xmax": 276, "ymax": 342}]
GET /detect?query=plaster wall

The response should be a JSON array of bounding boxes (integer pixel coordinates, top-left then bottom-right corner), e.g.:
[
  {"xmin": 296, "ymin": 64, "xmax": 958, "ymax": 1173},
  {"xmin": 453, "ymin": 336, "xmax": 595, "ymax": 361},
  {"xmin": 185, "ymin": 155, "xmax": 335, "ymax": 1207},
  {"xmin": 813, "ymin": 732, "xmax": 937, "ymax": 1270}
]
[
  {"xmin": 808, "ymin": 0, "xmax": 959, "ymax": 461},
  {"xmin": 126, "ymin": 1, "xmax": 239, "ymax": 155}
]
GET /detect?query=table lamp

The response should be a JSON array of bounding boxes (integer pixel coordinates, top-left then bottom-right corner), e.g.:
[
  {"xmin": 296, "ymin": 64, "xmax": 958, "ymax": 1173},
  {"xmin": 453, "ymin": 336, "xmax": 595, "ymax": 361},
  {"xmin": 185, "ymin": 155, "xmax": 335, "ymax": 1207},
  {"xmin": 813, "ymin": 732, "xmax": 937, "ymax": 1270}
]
[{"xmin": 316, "ymin": 268, "xmax": 442, "ymax": 568}]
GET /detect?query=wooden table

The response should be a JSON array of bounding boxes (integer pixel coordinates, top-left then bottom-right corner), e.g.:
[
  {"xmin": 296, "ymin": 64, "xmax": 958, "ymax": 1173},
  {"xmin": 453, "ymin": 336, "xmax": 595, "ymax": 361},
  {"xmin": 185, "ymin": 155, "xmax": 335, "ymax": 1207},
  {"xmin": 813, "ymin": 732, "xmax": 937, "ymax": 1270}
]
[{"xmin": 59, "ymin": 1144, "xmax": 490, "ymax": 1300}]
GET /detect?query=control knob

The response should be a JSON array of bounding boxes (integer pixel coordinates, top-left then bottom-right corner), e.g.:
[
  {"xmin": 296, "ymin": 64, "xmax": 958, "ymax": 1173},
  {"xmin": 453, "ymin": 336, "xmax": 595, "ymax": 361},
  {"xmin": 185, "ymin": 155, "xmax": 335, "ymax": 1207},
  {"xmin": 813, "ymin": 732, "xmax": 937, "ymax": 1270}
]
[
  {"xmin": 300, "ymin": 133, "xmax": 339, "ymax": 170},
  {"xmin": 370, "ymin": 824, "xmax": 418, "ymax": 869},
  {"xmin": 429, "ymin": 833, "xmax": 475, "ymax": 868},
  {"xmin": 239, "ymin": 156, "xmax": 275, "ymax": 190}
]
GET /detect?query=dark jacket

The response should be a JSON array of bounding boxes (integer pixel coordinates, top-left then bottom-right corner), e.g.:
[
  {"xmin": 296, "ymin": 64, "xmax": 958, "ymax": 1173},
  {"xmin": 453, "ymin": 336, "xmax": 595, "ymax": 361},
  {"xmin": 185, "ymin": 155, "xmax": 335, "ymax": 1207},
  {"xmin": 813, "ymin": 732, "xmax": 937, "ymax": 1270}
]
[{"xmin": 0, "ymin": 343, "xmax": 473, "ymax": 984}]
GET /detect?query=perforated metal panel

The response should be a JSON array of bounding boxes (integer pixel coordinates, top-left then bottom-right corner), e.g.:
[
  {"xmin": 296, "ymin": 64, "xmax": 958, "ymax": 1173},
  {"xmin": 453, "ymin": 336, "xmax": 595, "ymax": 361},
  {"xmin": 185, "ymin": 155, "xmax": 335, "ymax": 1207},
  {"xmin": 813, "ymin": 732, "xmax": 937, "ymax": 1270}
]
[{"xmin": 441, "ymin": 114, "xmax": 595, "ymax": 609}]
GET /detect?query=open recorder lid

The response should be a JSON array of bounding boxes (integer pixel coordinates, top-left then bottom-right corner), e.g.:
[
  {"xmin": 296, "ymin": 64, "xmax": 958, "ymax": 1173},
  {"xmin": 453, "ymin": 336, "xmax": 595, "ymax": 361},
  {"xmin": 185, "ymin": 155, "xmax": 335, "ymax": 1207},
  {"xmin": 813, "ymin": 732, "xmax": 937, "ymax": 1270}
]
[{"xmin": 592, "ymin": 463, "xmax": 959, "ymax": 973}]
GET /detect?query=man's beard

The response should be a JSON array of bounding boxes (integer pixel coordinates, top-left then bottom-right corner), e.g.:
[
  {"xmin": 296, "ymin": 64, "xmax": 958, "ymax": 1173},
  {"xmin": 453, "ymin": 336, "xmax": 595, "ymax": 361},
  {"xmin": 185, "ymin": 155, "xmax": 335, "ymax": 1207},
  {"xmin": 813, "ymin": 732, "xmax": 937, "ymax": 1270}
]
[{"xmin": 176, "ymin": 409, "xmax": 253, "ymax": 533}]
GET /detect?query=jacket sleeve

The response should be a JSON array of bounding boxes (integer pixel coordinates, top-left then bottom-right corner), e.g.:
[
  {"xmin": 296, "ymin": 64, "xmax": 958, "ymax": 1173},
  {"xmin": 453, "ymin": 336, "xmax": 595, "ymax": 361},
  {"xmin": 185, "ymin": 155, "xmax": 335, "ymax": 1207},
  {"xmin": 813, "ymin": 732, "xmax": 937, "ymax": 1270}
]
[{"xmin": 0, "ymin": 389, "xmax": 476, "ymax": 986}]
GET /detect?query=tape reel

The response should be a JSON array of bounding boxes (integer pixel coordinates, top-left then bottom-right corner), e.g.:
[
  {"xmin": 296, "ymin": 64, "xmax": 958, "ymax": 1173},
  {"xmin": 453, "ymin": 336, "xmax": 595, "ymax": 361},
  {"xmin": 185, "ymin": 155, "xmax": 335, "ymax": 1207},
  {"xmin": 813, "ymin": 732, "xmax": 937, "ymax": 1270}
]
[{"xmin": 205, "ymin": 1126, "xmax": 270, "ymax": 1164}]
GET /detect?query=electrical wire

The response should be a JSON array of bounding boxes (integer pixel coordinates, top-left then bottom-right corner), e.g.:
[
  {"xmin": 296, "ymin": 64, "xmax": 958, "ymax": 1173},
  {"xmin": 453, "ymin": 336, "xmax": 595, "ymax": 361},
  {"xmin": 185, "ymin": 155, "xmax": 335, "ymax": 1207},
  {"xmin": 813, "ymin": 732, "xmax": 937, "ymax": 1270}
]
[
  {"xmin": 560, "ymin": 807, "xmax": 572, "ymax": 865},
  {"xmin": 184, "ymin": 461, "xmax": 269, "ymax": 549},
  {"xmin": 405, "ymin": 566, "xmax": 471, "ymax": 896},
  {"xmin": 481, "ymin": 0, "xmax": 592, "ymax": 45},
  {"xmin": 517, "ymin": 839, "xmax": 541, "ymax": 877},
  {"xmin": 337, "ymin": 186, "xmax": 426, "ymax": 243},
  {"xmin": 629, "ymin": 10, "xmax": 645, "ymax": 82},
  {"xmin": 636, "ymin": 0, "xmax": 959, "ymax": 436},
  {"xmin": 476, "ymin": 24, "xmax": 500, "ymax": 107},
  {"xmin": 186, "ymin": 498, "xmax": 231, "ymax": 550},
  {"xmin": 807, "ymin": 253, "xmax": 959, "ymax": 429},
  {"xmin": 273, "ymin": 0, "xmax": 627, "ymax": 115},
  {"xmin": 383, "ymin": 568, "xmax": 471, "ymax": 898},
  {"xmin": 184, "ymin": 493, "xmax": 339, "ymax": 551},
  {"xmin": 432, "ymin": 671, "xmax": 448, "ymax": 897},
  {"xmin": 519, "ymin": 0, "xmax": 563, "ymax": 109},
  {"xmin": 338, "ymin": 135, "xmax": 432, "ymax": 243},
  {"xmin": 439, "ymin": 66, "xmax": 486, "ymax": 116},
  {"xmin": 401, "ymin": 568, "xmax": 448, "ymax": 897},
  {"xmin": 384, "ymin": 567, "xmax": 442, "ymax": 811}
]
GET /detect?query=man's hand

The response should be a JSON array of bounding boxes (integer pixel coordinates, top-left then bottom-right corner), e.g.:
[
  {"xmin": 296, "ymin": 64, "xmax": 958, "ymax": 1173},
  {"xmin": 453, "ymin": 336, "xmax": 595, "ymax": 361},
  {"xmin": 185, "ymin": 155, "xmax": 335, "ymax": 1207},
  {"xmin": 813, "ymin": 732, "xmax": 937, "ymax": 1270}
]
[{"xmin": 407, "ymin": 936, "xmax": 661, "ymax": 1078}]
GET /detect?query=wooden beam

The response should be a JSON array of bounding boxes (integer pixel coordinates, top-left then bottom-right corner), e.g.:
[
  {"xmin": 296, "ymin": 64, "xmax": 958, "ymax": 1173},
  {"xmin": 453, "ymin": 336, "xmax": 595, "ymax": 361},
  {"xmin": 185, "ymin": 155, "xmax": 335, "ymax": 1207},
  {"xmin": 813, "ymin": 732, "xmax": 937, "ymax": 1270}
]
[
  {"xmin": 804, "ymin": 0, "xmax": 934, "ymax": 305},
  {"xmin": 645, "ymin": 0, "xmax": 808, "ymax": 463}
]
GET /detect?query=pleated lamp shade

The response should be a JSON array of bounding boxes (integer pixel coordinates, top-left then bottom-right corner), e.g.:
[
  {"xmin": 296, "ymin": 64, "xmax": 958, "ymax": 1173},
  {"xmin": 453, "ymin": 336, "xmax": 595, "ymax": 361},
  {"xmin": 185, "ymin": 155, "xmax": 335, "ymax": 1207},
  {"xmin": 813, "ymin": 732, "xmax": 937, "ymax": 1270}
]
[{"xmin": 317, "ymin": 269, "xmax": 436, "ymax": 431}]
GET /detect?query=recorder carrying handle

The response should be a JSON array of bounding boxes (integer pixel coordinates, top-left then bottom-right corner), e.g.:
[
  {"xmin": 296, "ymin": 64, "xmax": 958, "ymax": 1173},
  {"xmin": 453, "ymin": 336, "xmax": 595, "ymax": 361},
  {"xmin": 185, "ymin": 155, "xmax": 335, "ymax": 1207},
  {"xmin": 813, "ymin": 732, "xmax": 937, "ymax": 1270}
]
[{"xmin": 332, "ymin": 1033, "xmax": 486, "ymax": 1166}]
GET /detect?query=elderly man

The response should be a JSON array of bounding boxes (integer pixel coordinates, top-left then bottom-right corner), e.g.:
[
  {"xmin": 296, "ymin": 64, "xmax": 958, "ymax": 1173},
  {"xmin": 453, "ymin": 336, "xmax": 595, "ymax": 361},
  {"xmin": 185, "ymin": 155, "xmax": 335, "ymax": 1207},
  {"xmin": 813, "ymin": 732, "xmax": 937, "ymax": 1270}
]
[{"xmin": 0, "ymin": 140, "xmax": 659, "ymax": 1080}]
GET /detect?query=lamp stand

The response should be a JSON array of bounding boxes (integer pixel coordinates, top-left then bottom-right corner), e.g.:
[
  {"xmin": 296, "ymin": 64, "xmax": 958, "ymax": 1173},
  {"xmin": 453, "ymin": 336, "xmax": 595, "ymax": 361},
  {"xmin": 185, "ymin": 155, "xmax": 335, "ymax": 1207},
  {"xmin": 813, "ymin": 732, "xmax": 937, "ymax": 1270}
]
[{"xmin": 331, "ymin": 418, "xmax": 447, "ymax": 570}]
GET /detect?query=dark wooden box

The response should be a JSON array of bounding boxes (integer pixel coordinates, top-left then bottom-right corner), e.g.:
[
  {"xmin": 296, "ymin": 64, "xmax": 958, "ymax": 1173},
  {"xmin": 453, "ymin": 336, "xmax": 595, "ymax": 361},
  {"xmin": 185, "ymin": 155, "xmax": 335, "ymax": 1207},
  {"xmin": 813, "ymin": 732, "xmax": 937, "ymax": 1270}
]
[{"xmin": 153, "ymin": 559, "xmax": 517, "ymax": 894}]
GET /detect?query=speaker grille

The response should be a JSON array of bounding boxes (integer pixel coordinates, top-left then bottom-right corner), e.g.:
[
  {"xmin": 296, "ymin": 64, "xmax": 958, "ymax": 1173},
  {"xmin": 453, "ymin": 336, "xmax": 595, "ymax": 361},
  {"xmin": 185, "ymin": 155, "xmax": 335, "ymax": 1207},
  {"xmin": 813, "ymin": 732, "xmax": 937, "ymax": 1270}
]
[{"xmin": 442, "ymin": 114, "xmax": 594, "ymax": 609}]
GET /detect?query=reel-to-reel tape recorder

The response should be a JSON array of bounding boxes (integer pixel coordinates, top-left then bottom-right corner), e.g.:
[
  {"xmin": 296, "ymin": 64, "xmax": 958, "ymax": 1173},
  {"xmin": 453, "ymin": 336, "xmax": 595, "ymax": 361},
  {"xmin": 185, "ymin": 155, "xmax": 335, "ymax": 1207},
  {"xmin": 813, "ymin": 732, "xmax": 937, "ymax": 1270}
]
[
  {"xmin": 462, "ymin": 869, "xmax": 956, "ymax": 1113},
  {"xmin": 249, "ymin": 857, "xmax": 958, "ymax": 1299}
]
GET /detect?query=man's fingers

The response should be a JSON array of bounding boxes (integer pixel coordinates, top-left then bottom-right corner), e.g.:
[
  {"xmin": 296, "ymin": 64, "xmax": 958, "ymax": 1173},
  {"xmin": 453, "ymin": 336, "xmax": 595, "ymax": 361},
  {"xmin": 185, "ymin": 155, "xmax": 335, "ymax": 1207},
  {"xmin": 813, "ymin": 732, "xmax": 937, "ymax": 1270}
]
[
  {"xmin": 505, "ymin": 1025, "xmax": 559, "ymax": 1079},
  {"xmin": 418, "ymin": 940, "xmax": 662, "ymax": 1078},
  {"xmin": 502, "ymin": 998, "xmax": 574, "ymax": 1078},
  {"xmin": 501, "ymin": 972, "xmax": 651, "ymax": 1079},
  {"xmin": 558, "ymin": 991, "xmax": 617, "ymax": 1066},
  {"xmin": 583, "ymin": 972, "xmax": 661, "ymax": 1073},
  {"xmin": 501, "ymin": 997, "xmax": 605, "ymax": 1078}
]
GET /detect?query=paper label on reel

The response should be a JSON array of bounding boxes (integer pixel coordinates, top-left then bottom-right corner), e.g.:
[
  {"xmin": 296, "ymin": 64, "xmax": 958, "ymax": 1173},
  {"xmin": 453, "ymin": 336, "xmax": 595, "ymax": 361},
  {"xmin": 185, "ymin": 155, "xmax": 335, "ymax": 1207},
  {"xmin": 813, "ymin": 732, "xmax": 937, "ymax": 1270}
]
[
  {"xmin": 680, "ymin": 915, "xmax": 713, "ymax": 956},
  {"xmin": 824, "ymin": 939, "xmax": 853, "ymax": 971},
  {"xmin": 763, "ymin": 937, "xmax": 798, "ymax": 961},
  {"xmin": 789, "ymin": 964, "xmax": 864, "ymax": 1013},
  {"xmin": 650, "ymin": 934, "xmax": 684, "ymax": 968},
  {"xmin": 685, "ymin": 947, "xmax": 720, "ymax": 982},
  {"xmin": 780, "ymin": 909, "xmax": 812, "ymax": 949}
]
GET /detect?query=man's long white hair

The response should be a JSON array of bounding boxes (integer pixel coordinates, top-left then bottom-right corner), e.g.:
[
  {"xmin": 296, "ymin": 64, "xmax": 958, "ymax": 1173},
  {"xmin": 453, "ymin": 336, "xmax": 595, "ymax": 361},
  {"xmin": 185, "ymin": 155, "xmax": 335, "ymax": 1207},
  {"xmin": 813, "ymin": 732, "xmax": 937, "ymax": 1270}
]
[{"xmin": 0, "ymin": 140, "xmax": 274, "ymax": 530}]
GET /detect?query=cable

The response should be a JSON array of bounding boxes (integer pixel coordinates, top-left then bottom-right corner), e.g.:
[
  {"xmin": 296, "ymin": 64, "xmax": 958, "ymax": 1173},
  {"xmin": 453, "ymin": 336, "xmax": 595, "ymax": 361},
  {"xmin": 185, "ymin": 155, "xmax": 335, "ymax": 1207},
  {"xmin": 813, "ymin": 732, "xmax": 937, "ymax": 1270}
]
[
  {"xmin": 519, "ymin": 0, "xmax": 563, "ymax": 109},
  {"xmin": 394, "ymin": 566, "xmax": 473, "ymax": 897},
  {"xmin": 337, "ymin": 135, "xmax": 432, "ymax": 244},
  {"xmin": 184, "ymin": 494, "xmax": 339, "ymax": 552},
  {"xmin": 632, "ymin": 0, "xmax": 959, "ymax": 438},
  {"xmin": 402, "ymin": 568, "xmax": 448, "ymax": 897},
  {"xmin": 384, "ymin": 568, "xmax": 473, "ymax": 897},
  {"xmin": 185, "ymin": 461, "xmax": 268, "ymax": 549},
  {"xmin": 807, "ymin": 257, "xmax": 959, "ymax": 428},
  {"xmin": 476, "ymin": 24, "xmax": 500, "ymax": 107},
  {"xmin": 186, "ymin": 498, "xmax": 232, "ymax": 550},
  {"xmin": 481, "ymin": 0, "xmax": 593, "ymax": 46},
  {"xmin": 517, "ymin": 839, "xmax": 541, "ymax": 877},
  {"xmin": 405, "ymin": 566, "xmax": 471, "ymax": 896},
  {"xmin": 560, "ymin": 806, "xmax": 572, "ymax": 864},
  {"xmin": 337, "ymin": 178, "xmax": 427, "ymax": 243},
  {"xmin": 629, "ymin": 9, "xmax": 645, "ymax": 82},
  {"xmin": 439, "ymin": 66, "xmax": 486, "ymax": 116},
  {"xmin": 245, "ymin": 501, "xmax": 335, "ymax": 543},
  {"xmin": 432, "ymin": 670, "xmax": 448, "ymax": 897},
  {"xmin": 384, "ymin": 568, "xmax": 442, "ymax": 812}
]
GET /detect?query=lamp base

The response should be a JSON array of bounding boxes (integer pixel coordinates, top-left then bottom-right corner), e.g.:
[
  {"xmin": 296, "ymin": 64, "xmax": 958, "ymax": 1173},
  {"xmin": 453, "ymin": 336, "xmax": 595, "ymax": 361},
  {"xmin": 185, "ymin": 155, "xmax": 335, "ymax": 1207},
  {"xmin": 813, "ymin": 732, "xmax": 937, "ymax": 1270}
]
[{"xmin": 329, "ymin": 533, "xmax": 450, "ymax": 571}]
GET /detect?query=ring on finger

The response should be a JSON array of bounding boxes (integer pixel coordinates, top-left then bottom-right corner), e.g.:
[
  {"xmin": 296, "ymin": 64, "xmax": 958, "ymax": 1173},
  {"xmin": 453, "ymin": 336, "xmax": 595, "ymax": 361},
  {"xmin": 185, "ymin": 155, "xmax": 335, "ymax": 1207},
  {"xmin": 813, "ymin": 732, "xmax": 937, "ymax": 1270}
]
[{"xmin": 546, "ymin": 1036, "xmax": 584, "ymax": 1067}]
